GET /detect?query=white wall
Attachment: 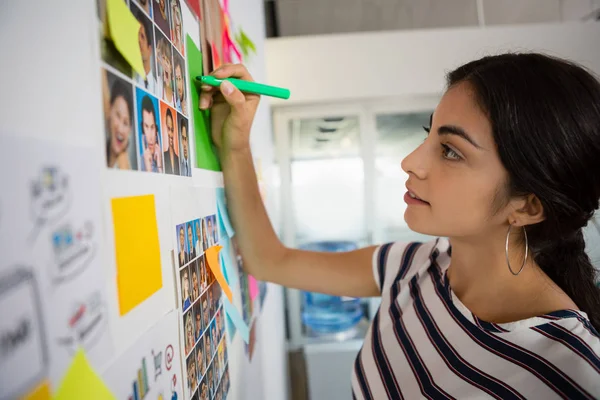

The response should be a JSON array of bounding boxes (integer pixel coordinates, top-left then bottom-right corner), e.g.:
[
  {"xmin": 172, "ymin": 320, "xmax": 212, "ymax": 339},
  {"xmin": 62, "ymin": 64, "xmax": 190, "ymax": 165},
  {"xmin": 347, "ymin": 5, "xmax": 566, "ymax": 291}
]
[
  {"xmin": 227, "ymin": 1, "xmax": 289, "ymax": 399},
  {"xmin": 265, "ymin": 22, "xmax": 600, "ymax": 106}
]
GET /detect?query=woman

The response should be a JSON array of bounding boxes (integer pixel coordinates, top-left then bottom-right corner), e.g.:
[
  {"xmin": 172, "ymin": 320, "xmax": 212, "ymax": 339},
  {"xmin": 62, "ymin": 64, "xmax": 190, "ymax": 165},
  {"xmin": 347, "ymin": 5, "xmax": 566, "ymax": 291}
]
[
  {"xmin": 171, "ymin": 0, "xmax": 184, "ymax": 55},
  {"xmin": 178, "ymin": 226, "xmax": 186, "ymax": 267},
  {"xmin": 157, "ymin": 37, "xmax": 175, "ymax": 104},
  {"xmin": 200, "ymin": 55, "xmax": 600, "ymax": 398},
  {"xmin": 185, "ymin": 313, "xmax": 194, "ymax": 355},
  {"xmin": 102, "ymin": 71, "xmax": 134, "ymax": 169},
  {"xmin": 197, "ymin": 345, "xmax": 205, "ymax": 376},
  {"xmin": 199, "ymin": 256, "xmax": 208, "ymax": 291}
]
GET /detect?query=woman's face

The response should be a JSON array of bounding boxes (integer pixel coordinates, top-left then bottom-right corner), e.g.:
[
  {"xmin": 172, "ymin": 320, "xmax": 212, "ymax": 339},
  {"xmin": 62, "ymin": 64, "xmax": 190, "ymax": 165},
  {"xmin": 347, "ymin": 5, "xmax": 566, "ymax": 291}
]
[
  {"xmin": 183, "ymin": 273, "xmax": 189, "ymax": 296},
  {"xmin": 109, "ymin": 95, "xmax": 131, "ymax": 156},
  {"xmin": 192, "ymin": 272, "xmax": 198, "ymax": 290},
  {"xmin": 175, "ymin": 64, "xmax": 184, "ymax": 99},
  {"xmin": 401, "ymin": 82, "xmax": 515, "ymax": 240}
]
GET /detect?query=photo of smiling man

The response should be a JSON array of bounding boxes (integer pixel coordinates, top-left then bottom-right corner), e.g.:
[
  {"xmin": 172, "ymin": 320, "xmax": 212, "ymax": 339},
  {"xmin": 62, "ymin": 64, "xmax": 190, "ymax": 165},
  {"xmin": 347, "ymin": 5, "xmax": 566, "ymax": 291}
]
[
  {"xmin": 179, "ymin": 116, "xmax": 191, "ymax": 176},
  {"xmin": 161, "ymin": 103, "xmax": 179, "ymax": 175},
  {"xmin": 135, "ymin": 88, "xmax": 163, "ymax": 173}
]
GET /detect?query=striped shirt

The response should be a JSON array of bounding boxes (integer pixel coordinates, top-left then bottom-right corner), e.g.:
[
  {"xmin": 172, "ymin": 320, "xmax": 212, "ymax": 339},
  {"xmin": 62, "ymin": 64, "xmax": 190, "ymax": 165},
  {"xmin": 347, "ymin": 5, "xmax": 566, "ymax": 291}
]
[{"xmin": 352, "ymin": 239, "xmax": 600, "ymax": 399}]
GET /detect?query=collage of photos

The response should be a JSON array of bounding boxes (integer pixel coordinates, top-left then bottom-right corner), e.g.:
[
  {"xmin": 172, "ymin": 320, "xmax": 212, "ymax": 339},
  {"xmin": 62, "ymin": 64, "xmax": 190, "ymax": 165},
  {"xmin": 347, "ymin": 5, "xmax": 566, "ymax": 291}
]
[
  {"xmin": 175, "ymin": 214, "xmax": 230, "ymax": 399},
  {"xmin": 97, "ymin": 0, "xmax": 192, "ymax": 176}
]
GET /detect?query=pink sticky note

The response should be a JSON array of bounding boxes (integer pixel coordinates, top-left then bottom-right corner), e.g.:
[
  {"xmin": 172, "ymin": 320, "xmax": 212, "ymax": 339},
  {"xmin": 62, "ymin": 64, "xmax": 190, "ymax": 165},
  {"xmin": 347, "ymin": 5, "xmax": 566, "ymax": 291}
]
[{"xmin": 248, "ymin": 275, "xmax": 259, "ymax": 302}]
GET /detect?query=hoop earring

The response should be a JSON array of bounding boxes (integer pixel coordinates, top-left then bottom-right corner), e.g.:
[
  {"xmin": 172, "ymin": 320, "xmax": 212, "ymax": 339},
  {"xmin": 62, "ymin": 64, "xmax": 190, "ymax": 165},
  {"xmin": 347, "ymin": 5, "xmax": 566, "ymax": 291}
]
[{"xmin": 505, "ymin": 224, "xmax": 528, "ymax": 276}]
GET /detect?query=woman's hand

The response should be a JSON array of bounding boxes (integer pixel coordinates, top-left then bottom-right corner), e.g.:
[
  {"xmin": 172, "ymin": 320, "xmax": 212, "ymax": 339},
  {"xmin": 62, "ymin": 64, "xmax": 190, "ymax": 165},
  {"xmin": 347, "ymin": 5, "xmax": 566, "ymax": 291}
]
[{"xmin": 198, "ymin": 64, "xmax": 260, "ymax": 154}]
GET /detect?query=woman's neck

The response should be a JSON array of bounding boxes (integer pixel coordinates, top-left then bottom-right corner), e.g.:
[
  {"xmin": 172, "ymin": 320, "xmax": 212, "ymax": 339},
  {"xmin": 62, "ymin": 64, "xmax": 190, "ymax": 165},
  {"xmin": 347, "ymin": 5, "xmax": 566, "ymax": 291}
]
[
  {"xmin": 108, "ymin": 149, "xmax": 117, "ymax": 166},
  {"xmin": 446, "ymin": 231, "xmax": 572, "ymax": 323}
]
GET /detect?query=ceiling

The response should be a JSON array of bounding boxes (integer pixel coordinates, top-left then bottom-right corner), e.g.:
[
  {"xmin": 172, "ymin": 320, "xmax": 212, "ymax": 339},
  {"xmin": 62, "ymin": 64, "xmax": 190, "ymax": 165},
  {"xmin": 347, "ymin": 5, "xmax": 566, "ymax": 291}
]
[{"xmin": 265, "ymin": 0, "xmax": 600, "ymax": 37}]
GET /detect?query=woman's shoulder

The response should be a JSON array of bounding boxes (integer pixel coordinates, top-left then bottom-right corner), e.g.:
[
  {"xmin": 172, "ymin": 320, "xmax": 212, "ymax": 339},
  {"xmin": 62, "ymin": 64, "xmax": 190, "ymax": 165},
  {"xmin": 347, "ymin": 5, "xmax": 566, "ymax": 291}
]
[{"xmin": 372, "ymin": 238, "xmax": 449, "ymax": 293}]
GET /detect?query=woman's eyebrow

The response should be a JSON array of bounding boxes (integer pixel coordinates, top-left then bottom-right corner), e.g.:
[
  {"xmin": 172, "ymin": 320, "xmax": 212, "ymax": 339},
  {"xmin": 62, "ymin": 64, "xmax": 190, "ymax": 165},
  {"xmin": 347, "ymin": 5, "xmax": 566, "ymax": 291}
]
[{"xmin": 437, "ymin": 124, "xmax": 484, "ymax": 150}]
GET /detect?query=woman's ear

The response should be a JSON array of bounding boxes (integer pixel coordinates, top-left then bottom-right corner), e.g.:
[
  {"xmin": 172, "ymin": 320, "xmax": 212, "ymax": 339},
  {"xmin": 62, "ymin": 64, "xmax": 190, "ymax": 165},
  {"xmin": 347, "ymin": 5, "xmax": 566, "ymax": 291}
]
[{"xmin": 509, "ymin": 194, "xmax": 545, "ymax": 226}]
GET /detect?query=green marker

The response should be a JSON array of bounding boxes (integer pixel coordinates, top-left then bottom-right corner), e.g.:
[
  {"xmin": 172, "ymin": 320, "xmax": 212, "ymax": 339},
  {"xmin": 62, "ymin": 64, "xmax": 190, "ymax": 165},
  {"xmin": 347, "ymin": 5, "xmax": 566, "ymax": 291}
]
[{"xmin": 196, "ymin": 76, "xmax": 290, "ymax": 100}]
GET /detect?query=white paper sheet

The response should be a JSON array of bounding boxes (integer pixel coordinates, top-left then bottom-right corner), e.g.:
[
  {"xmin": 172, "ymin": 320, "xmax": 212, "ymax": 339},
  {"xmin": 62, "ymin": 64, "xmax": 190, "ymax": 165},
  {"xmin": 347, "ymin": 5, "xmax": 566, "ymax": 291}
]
[
  {"xmin": 103, "ymin": 310, "xmax": 183, "ymax": 400},
  {"xmin": 0, "ymin": 135, "xmax": 113, "ymax": 397}
]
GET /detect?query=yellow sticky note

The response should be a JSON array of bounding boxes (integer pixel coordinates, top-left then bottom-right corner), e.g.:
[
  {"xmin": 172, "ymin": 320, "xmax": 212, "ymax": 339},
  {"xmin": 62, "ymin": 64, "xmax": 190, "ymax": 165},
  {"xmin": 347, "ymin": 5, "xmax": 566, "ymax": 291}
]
[
  {"xmin": 53, "ymin": 349, "xmax": 116, "ymax": 400},
  {"xmin": 112, "ymin": 195, "xmax": 162, "ymax": 316},
  {"xmin": 205, "ymin": 245, "xmax": 233, "ymax": 302},
  {"xmin": 106, "ymin": 0, "xmax": 146, "ymax": 78},
  {"xmin": 21, "ymin": 380, "xmax": 51, "ymax": 400}
]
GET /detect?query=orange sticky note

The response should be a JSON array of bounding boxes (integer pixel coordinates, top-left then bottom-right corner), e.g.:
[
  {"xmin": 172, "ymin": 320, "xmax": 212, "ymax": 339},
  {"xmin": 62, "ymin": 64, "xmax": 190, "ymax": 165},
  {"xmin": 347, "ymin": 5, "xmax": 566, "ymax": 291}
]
[
  {"xmin": 53, "ymin": 349, "xmax": 116, "ymax": 400},
  {"xmin": 205, "ymin": 245, "xmax": 233, "ymax": 302},
  {"xmin": 112, "ymin": 195, "xmax": 163, "ymax": 316},
  {"xmin": 21, "ymin": 380, "xmax": 51, "ymax": 400}
]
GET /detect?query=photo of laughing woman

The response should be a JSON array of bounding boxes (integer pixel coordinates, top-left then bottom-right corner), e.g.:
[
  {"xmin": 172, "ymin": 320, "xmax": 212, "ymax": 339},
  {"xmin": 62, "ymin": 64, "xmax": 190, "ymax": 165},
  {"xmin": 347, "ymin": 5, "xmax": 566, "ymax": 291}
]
[{"xmin": 102, "ymin": 69, "xmax": 136, "ymax": 170}]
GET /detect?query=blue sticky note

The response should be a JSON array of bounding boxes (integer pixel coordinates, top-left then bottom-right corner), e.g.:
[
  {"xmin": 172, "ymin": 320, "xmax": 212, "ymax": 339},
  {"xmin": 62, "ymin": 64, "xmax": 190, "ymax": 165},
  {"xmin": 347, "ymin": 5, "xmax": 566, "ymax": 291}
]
[
  {"xmin": 220, "ymin": 239, "xmax": 238, "ymax": 287},
  {"xmin": 223, "ymin": 297, "xmax": 249, "ymax": 343},
  {"xmin": 225, "ymin": 312, "xmax": 237, "ymax": 340},
  {"xmin": 216, "ymin": 188, "xmax": 235, "ymax": 239}
]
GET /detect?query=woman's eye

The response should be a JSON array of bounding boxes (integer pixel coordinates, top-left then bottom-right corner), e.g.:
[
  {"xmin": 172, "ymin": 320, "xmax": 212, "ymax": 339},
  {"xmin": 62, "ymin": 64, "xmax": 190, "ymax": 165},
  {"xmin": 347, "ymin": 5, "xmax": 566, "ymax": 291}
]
[{"xmin": 441, "ymin": 144, "xmax": 462, "ymax": 161}]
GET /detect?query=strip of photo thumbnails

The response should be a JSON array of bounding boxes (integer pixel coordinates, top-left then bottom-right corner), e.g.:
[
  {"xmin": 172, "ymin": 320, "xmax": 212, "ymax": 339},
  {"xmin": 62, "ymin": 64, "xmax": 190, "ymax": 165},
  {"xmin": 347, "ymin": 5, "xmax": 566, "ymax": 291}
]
[
  {"xmin": 176, "ymin": 214, "xmax": 230, "ymax": 400},
  {"xmin": 98, "ymin": 0, "xmax": 193, "ymax": 176}
]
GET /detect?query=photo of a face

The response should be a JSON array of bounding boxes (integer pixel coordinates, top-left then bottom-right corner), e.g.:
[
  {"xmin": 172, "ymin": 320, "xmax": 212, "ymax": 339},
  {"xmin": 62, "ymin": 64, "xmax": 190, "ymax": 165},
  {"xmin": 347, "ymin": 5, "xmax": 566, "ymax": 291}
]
[
  {"xmin": 179, "ymin": 115, "xmax": 191, "ymax": 176},
  {"xmin": 210, "ymin": 320, "xmax": 217, "ymax": 354},
  {"xmin": 203, "ymin": 334, "xmax": 211, "ymax": 368},
  {"xmin": 186, "ymin": 350, "xmax": 197, "ymax": 393},
  {"xmin": 199, "ymin": 255, "xmax": 207, "ymax": 292},
  {"xmin": 186, "ymin": 221, "xmax": 197, "ymax": 261},
  {"xmin": 155, "ymin": 27, "xmax": 175, "ymax": 105},
  {"xmin": 153, "ymin": 0, "xmax": 171, "ymax": 39},
  {"xmin": 194, "ymin": 301, "xmax": 202, "ymax": 337},
  {"xmin": 207, "ymin": 366, "xmax": 214, "ymax": 397},
  {"xmin": 207, "ymin": 288, "xmax": 213, "ymax": 316},
  {"xmin": 102, "ymin": 69, "xmax": 136, "ymax": 170},
  {"xmin": 177, "ymin": 224, "xmax": 187, "ymax": 267},
  {"xmin": 201, "ymin": 293, "xmax": 209, "ymax": 328},
  {"xmin": 206, "ymin": 216, "xmax": 214, "ymax": 247},
  {"xmin": 184, "ymin": 309, "xmax": 195, "ymax": 355},
  {"xmin": 200, "ymin": 378, "xmax": 208, "ymax": 399},
  {"xmin": 196, "ymin": 339, "xmax": 205, "ymax": 377},
  {"xmin": 210, "ymin": 215, "xmax": 218, "ymax": 244},
  {"xmin": 135, "ymin": 88, "xmax": 163, "ymax": 173},
  {"xmin": 170, "ymin": 0, "xmax": 184, "ymax": 55},
  {"xmin": 131, "ymin": 2, "xmax": 158, "ymax": 95},
  {"xmin": 194, "ymin": 219, "xmax": 202, "ymax": 254},
  {"xmin": 173, "ymin": 51, "xmax": 187, "ymax": 115},
  {"xmin": 201, "ymin": 218, "xmax": 209, "ymax": 250},
  {"xmin": 161, "ymin": 102, "xmax": 180, "ymax": 175},
  {"xmin": 191, "ymin": 260, "xmax": 200, "ymax": 302},
  {"xmin": 180, "ymin": 266, "xmax": 191, "ymax": 310}
]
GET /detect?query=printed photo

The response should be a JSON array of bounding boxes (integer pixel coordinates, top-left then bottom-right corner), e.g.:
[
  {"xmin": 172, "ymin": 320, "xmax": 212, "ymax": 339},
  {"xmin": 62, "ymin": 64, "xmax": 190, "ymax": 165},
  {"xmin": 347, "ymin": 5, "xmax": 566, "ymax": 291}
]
[
  {"xmin": 153, "ymin": 0, "xmax": 171, "ymax": 39},
  {"xmin": 200, "ymin": 376, "xmax": 209, "ymax": 400},
  {"xmin": 191, "ymin": 390, "xmax": 199, "ymax": 400},
  {"xmin": 203, "ymin": 333, "xmax": 211, "ymax": 371},
  {"xmin": 97, "ymin": 0, "xmax": 132, "ymax": 76},
  {"xmin": 193, "ymin": 301, "xmax": 202, "ymax": 341},
  {"xmin": 131, "ymin": 2, "xmax": 159, "ymax": 95},
  {"xmin": 212, "ymin": 281, "xmax": 222, "ymax": 311},
  {"xmin": 135, "ymin": 88, "xmax": 163, "ymax": 173},
  {"xmin": 199, "ymin": 255, "xmax": 208, "ymax": 292},
  {"xmin": 171, "ymin": 0, "xmax": 185, "ymax": 55},
  {"xmin": 223, "ymin": 367, "xmax": 229, "ymax": 391},
  {"xmin": 176, "ymin": 223, "xmax": 187, "ymax": 267},
  {"xmin": 155, "ymin": 27, "xmax": 175, "ymax": 105},
  {"xmin": 161, "ymin": 102, "xmax": 180, "ymax": 175},
  {"xmin": 173, "ymin": 51, "xmax": 187, "ymax": 114},
  {"xmin": 207, "ymin": 364, "xmax": 214, "ymax": 398},
  {"xmin": 201, "ymin": 292, "xmax": 210, "ymax": 330},
  {"xmin": 191, "ymin": 259, "xmax": 200, "ymax": 302},
  {"xmin": 102, "ymin": 69, "xmax": 137, "ymax": 170},
  {"xmin": 210, "ymin": 320, "xmax": 218, "ymax": 355},
  {"xmin": 184, "ymin": 308, "xmax": 195, "ymax": 355},
  {"xmin": 214, "ymin": 309, "xmax": 222, "ymax": 339},
  {"xmin": 205, "ymin": 216, "xmax": 215, "ymax": 247},
  {"xmin": 201, "ymin": 218, "xmax": 210, "ymax": 250},
  {"xmin": 195, "ymin": 336, "xmax": 206, "ymax": 377},
  {"xmin": 186, "ymin": 221, "xmax": 197, "ymax": 262},
  {"xmin": 180, "ymin": 266, "xmax": 191, "ymax": 311},
  {"xmin": 194, "ymin": 219, "xmax": 202, "ymax": 255},
  {"xmin": 179, "ymin": 115, "xmax": 191, "ymax": 176},
  {"xmin": 133, "ymin": 0, "xmax": 153, "ymax": 18},
  {"xmin": 207, "ymin": 285, "xmax": 214, "ymax": 316},
  {"xmin": 210, "ymin": 215, "xmax": 218, "ymax": 244},
  {"xmin": 186, "ymin": 349, "xmax": 197, "ymax": 394}
]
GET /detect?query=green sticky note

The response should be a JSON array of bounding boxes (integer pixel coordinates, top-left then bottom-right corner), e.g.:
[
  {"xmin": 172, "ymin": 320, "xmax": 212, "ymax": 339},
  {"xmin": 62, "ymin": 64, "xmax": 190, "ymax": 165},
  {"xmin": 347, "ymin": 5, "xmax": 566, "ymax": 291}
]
[
  {"xmin": 53, "ymin": 349, "xmax": 116, "ymax": 400},
  {"xmin": 186, "ymin": 34, "xmax": 221, "ymax": 171},
  {"xmin": 106, "ymin": 0, "xmax": 146, "ymax": 79}
]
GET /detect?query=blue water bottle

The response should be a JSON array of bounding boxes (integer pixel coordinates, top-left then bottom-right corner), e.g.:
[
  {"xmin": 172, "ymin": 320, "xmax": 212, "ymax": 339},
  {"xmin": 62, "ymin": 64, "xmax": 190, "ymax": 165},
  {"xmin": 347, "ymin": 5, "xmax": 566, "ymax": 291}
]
[{"xmin": 299, "ymin": 241, "xmax": 364, "ymax": 335}]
